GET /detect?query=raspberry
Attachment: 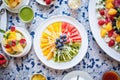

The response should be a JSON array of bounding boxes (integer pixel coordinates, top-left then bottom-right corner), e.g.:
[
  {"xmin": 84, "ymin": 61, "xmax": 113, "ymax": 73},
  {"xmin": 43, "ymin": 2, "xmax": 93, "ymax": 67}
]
[
  {"xmin": 108, "ymin": 30, "xmax": 114, "ymax": 37},
  {"xmin": 45, "ymin": 0, "xmax": 52, "ymax": 5},
  {"xmin": 108, "ymin": 39, "xmax": 115, "ymax": 47},
  {"xmin": 5, "ymin": 44, "xmax": 11, "ymax": 48},
  {"xmin": 98, "ymin": 20, "xmax": 105, "ymax": 26},
  {"xmin": 20, "ymin": 39, "xmax": 26, "ymax": 44},
  {"xmin": 10, "ymin": 26, "xmax": 16, "ymax": 31},
  {"xmin": 99, "ymin": 9, "xmax": 105, "ymax": 15}
]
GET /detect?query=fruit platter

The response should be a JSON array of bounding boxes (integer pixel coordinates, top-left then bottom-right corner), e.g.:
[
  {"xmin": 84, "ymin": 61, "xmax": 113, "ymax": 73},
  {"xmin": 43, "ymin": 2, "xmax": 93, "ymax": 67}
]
[
  {"xmin": 34, "ymin": 16, "xmax": 88, "ymax": 69},
  {"xmin": 89, "ymin": 0, "xmax": 120, "ymax": 61}
]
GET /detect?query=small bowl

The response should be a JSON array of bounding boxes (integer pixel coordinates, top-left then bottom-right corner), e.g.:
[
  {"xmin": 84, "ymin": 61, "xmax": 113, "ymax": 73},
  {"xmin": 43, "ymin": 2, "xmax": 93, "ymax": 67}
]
[
  {"xmin": 2, "ymin": 0, "xmax": 24, "ymax": 10},
  {"xmin": 30, "ymin": 73, "xmax": 47, "ymax": 80},
  {"xmin": 36, "ymin": 0, "xmax": 55, "ymax": 6},
  {"xmin": 1, "ymin": 27, "xmax": 32, "ymax": 57},
  {"xmin": 0, "ymin": 53, "xmax": 8, "ymax": 68},
  {"xmin": 19, "ymin": 6, "xmax": 34, "ymax": 23}
]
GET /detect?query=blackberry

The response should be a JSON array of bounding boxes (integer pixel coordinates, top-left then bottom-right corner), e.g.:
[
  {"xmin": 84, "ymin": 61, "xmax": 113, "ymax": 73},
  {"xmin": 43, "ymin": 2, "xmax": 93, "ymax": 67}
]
[
  {"xmin": 112, "ymin": 20, "xmax": 116, "ymax": 27},
  {"xmin": 116, "ymin": 30, "xmax": 120, "ymax": 34}
]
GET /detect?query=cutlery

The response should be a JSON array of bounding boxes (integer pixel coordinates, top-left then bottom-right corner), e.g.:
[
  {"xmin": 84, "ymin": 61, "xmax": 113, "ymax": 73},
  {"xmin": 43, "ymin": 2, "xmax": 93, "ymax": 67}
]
[{"xmin": 77, "ymin": 75, "xmax": 79, "ymax": 80}]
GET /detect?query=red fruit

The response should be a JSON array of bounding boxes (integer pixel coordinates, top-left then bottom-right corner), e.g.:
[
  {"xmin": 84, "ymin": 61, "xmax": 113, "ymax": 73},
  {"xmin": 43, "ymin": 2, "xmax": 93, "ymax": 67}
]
[
  {"xmin": 20, "ymin": 39, "xmax": 26, "ymax": 44},
  {"xmin": 108, "ymin": 40, "xmax": 115, "ymax": 47},
  {"xmin": 2, "ymin": 60, "xmax": 6, "ymax": 64},
  {"xmin": 108, "ymin": 30, "xmax": 114, "ymax": 37},
  {"xmin": 5, "ymin": 44, "xmax": 11, "ymax": 48},
  {"xmin": 0, "ymin": 54, "xmax": 4, "ymax": 59},
  {"xmin": 98, "ymin": 20, "xmax": 105, "ymax": 26},
  {"xmin": 45, "ymin": 0, "xmax": 52, "ymax": 5},
  {"xmin": 105, "ymin": 17, "xmax": 110, "ymax": 24},
  {"xmin": 11, "ymin": 26, "xmax": 16, "ymax": 31},
  {"xmin": 99, "ymin": 9, "xmax": 105, "ymax": 15},
  {"xmin": 11, "ymin": 40, "xmax": 16, "ymax": 47},
  {"xmin": 0, "ymin": 61, "xmax": 3, "ymax": 65},
  {"xmin": 109, "ymin": 15, "xmax": 115, "ymax": 21}
]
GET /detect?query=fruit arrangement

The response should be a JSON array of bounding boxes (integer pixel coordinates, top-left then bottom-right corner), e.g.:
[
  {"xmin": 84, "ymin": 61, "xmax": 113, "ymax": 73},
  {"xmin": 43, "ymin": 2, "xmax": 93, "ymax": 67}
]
[
  {"xmin": 2, "ymin": 26, "xmax": 27, "ymax": 55},
  {"xmin": 0, "ymin": 53, "xmax": 8, "ymax": 67},
  {"xmin": 43, "ymin": 0, "xmax": 54, "ymax": 5},
  {"xmin": 40, "ymin": 22, "xmax": 81, "ymax": 62},
  {"xmin": 5, "ymin": 0, "xmax": 21, "ymax": 8},
  {"xmin": 97, "ymin": 0, "xmax": 120, "ymax": 51}
]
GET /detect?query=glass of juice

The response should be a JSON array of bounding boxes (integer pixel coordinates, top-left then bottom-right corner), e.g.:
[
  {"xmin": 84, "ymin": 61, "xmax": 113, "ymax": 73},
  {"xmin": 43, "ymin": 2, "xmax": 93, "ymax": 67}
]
[{"xmin": 19, "ymin": 6, "xmax": 34, "ymax": 23}]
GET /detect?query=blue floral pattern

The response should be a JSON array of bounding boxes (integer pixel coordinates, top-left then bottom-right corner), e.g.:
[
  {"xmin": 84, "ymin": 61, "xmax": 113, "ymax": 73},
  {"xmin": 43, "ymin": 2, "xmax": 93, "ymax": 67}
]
[{"xmin": 0, "ymin": 0, "xmax": 120, "ymax": 80}]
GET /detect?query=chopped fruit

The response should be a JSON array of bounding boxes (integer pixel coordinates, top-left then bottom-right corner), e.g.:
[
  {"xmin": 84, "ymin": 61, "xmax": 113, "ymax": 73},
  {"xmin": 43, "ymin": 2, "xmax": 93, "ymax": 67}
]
[
  {"xmin": 40, "ymin": 22, "xmax": 81, "ymax": 62},
  {"xmin": 0, "ymin": 54, "xmax": 7, "ymax": 67},
  {"xmin": 106, "ymin": 0, "xmax": 114, "ymax": 3},
  {"xmin": 100, "ymin": 28, "xmax": 107, "ymax": 38},
  {"xmin": 108, "ymin": 30, "xmax": 114, "ymax": 37},
  {"xmin": 11, "ymin": 40, "xmax": 16, "ymax": 47},
  {"xmin": 0, "ymin": 54, "xmax": 4, "ymax": 59},
  {"xmin": 116, "ymin": 35, "xmax": 120, "ymax": 42},
  {"xmin": 20, "ymin": 39, "xmax": 26, "ymax": 44},
  {"xmin": 7, "ymin": 0, "xmax": 21, "ymax": 8},
  {"xmin": 105, "ymin": 22, "xmax": 112, "ymax": 31},
  {"xmin": 108, "ymin": 8, "xmax": 117, "ymax": 16},
  {"xmin": 10, "ymin": 26, "xmax": 16, "ymax": 31},
  {"xmin": 5, "ymin": 44, "xmax": 11, "ymax": 48},
  {"xmin": 105, "ymin": 3, "xmax": 114, "ymax": 9},
  {"xmin": 99, "ymin": 9, "xmax": 105, "ymax": 16},
  {"xmin": 98, "ymin": 20, "xmax": 105, "ymax": 26},
  {"xmin": 108, "ymin": 39, "xmax": 115, "ymax": 47}
]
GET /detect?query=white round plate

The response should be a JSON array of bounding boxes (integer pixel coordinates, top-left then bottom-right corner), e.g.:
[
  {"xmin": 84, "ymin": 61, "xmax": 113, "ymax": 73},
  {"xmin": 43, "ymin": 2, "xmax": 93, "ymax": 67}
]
[
  {"xmin": 89, "ymin": 0, "xmax": 120, "ymax": 62},
  {"xmin": 36, "ymin": 0, "xmax": 55, "ymax": 6},
  {"xmin": 33, "ymin": 15, "xmax": 88, "ymax": 70},
  {"xmin": 62, "ymin": 71, "xmax": 93, "ymax": 80},
  {"xmin": 3, "ymin": 0, "xmax": 30, "ymax": 13}
]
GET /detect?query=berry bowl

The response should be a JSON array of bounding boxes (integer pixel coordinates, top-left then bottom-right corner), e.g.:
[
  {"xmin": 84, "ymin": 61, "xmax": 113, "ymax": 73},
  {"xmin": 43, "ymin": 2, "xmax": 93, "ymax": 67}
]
[
  {"xmin": 36, "ymin": 0, "xmax": 55, "ymax": 6},
  {"xmin": 1, "ymin": 26, "xmax": 32, "ymax": 57},
  {"xmin": 0, "ymin": 53, "xmax": 8, "ymax": 68}
]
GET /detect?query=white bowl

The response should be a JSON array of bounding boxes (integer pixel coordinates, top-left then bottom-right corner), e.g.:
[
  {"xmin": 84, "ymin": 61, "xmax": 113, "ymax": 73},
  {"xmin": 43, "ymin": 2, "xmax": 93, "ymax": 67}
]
[
  {"xmin": 1, "ymin": 27, "xmax": 32, "ymax": 57},
  {"xmin": 2, "ymin": 0, "xmax": 24, "ymax": 10},
  {"xmin": 36, "ymin": 0, "xmax": 55, "ymax": 6},
  {"xmin": 0, "ymin": 53, "xmax": 8, "ymax": 67},
  {"xmin": 30, "ymin": 73, "xmax": 47, "ymax": 80}
]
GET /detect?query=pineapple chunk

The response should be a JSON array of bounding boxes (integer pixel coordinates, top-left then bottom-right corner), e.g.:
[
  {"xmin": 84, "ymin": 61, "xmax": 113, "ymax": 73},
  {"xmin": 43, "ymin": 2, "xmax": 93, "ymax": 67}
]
[
  {"xmin": 12, "ymin": 43, "xmax": 24, "ymax": 53},
  {"xmin": 16, "ymin": 33, "xmax": 22, "ymax": 40},
  {"xmin": 106, "ymin": 3, "xmax": 114, "ymax": 9},
  {"xmin": 105, "ymin": 22, "xmax": 112, "ymax": 31},
  {"xmin": 108, "ymin": 8, "xmax": 117, "ymax": 16},
  {"xmin": 116, "ymin": 35, "xmax": 120, "ymax": 43},
  {"xmin": 106, "ymin": 0, "xmax": 114, "ymax": 3},
  {"xmin": 42, "ymin": 48, "xmax": 51, "ymax": 56},
  {"xmin": 100, "ymin": 28, "xmax": 107, "ymax": 38}
]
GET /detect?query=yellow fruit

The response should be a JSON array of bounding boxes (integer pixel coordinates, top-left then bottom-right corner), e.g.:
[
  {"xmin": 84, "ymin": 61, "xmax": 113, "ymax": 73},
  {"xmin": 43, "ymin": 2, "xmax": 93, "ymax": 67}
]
[
  {"xmin": 108, "ymin": 8, "xmax": 117, "ymax": 16},
  {"xmin": 12, "ymin": 43, "xmax": 23, "ymax": 53},
  {"xmin": 8, "ymin": 31, "xmax": 17, "ymax": 40},
  {"xmin": 105, "ymin": 3, "xmax": 114, "ymax": 9},
  {"xmin": 100, "ymin": 28, "xmax": 107, "ymax": 38},
  {"xmin": 40, "ymin": 43, "xmax": 49, "ymax": 48},
  {"xmin": 116, "ymin": 36, "xmax": 120, "ymax": 42},
  {"xmin": 40, "ymin": 38, "xmax": 49, "ymax": 43},
  {"xmin": 6, "ymin": 48, "xmax": 13, "ymax": 53},
  {"xmin": 47, "ymin": 25, "xmax": 54, "ymax": 32},
  {"xmin": 47, "ymin": 52, "xmax": 54, "ymax": 60},
  {"xmin": 106, "ymin": 0, "xmax": 114, "ymax": 3},
  {"xmin": 42, "ymin": 48, "xmax": 51, "ymax": 56},
  {"xmin": 105, "ymin": 23, "xmax": 112, "ymax": 31}
]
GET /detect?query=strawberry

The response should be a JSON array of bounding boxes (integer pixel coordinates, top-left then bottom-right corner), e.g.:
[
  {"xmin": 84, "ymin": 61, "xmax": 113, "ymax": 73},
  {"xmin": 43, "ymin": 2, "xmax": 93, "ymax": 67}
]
[
  {"xmin": 2, "ymin": 60, "xmax": 6, "ymax": 64},
  {"xmin": 108, "ymin": 30, "xmax": 114, "ymax": 37},
  {"xmin": 45, "ymin": 0, "xmax": 52, "ymax": 5},
  {"xmin": 108, "ymin": 39, "xmax": 115, "ymax": 47},
  {"xmin": 20, "ymin": 39, "xmax": 26, "ymax": 44},
  {"xmin": 10, "ymin": 26, "xmax": 16, "ymax": 31},
  {"xmin": 99, "ymin": 9, "xmax": 105, "ymax": 16},
  {"xmin": 0, "ymin": 61, "xmax": 3, "ymax": 65},
  {"xmin": 98, "ymin": 20, "xmax": 105, "ymax": 26}
]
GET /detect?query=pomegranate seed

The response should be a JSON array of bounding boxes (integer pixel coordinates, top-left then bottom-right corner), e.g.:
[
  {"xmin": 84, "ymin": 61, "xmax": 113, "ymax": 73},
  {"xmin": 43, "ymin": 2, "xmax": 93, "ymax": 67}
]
[
  {"xmin": 99, "ymin": 9, "xmax": 105, "ymax": 15},
  {"xmin": 10, "ymin": 26, "xmax": 16, "ymax": 31},
  {"xmin": 98, "ymin": 20, "xmax": 105, "ymax": 26},
  {"xmin": 108, "ymin": 30, "xmax": 114, "ymax": 37},
  {"xmin": 108, "ymin": 40, "xmax": 115, "ymax": 47}
]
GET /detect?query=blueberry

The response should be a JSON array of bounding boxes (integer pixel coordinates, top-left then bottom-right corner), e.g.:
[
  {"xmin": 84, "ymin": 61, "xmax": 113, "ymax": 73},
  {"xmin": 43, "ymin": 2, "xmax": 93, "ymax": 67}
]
[
  {"xmin": 62, "ymin": 34, "xmax": 67, "ymax": 38},
  {"xmin": 63, "ymin": 39, "xmax": 67, "ymax": 42},
  {"xmin": 55, "ymin": 41, "xmax": 58, "ymax": 45},
  {"xmin": 57, "ymin": 42, "xmax": 64, "ymax": 47},
  {"xmin": 56, "ymin": 38, "xmax": 60, "ymax": 42},
  {"xmin": 56, "ymin": 45, "xmax": 59, "ymax": 49},
  {"xmin": 60, "ymin": 39, "xmax": 63, "ymax": 43},
  {"xmin": 59, "ymin": 47, "xmax": 63, "ymax": 50}
]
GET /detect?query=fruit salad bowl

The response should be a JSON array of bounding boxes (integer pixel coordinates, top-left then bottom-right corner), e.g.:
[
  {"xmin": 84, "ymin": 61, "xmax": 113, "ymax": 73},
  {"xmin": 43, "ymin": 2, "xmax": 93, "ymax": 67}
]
[
  {"xmin": 1, "ymin": 26, "xmax": 32, "ymax": 57},
  {"xmin": 0, "ymin": 53, "xmax": 8, "ymax": 68},
  {"xmin": 2, "ymin": 0, "xmax": 24, "ymax": 10}
]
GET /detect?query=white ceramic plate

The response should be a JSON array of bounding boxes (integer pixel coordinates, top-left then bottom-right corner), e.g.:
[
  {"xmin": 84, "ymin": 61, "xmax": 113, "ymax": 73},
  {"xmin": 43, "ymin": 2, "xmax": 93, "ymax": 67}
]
[
  {"xmin": 36, "ymin": 0, "xmax": 55, "ymax": 6},
  {"xmin": 62, "ymin": 71, "xmax": 93, "ymax": 80},
  {"xmin": 0, "ymin": 4, "xmax": 7, "ymax": 43},
  {"xmin": 89, "ymin": 0, "xmax": 120, "ymax": 62},
  {"xmin": 3, "ymin": 0, "xmax": 30, "ymax": 13},
  {"xmin": 33, "ymin": 15, "xmax": 88, "ymax": 70}
]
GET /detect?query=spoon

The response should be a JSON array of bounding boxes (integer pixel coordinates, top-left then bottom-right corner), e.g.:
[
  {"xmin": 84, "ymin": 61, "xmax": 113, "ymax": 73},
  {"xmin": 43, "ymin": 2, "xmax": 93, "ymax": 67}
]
[
  {"xmin": 0, "ymin": 8, "xmax": 5, "ymax": 15},
  {"xmin": 0, "ymin": 0, "xmax": 3, "ymax": 6}
]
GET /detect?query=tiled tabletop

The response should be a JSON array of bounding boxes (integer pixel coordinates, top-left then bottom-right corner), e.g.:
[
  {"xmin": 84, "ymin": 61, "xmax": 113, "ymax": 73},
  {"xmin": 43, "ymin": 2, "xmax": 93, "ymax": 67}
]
[{"xmin": 0, "ymin": 0, "xmax": 120, "ymax": 80}]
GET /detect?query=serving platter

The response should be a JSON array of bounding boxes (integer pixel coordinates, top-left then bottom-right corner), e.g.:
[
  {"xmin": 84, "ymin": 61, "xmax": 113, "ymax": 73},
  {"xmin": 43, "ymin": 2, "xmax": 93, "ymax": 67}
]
[
  {"xmin": 89, "ymin": 0, "xmax": 120, "ymax": 62},
  {"xmin": 33, "ymin": 15, "xmax": 88, "ymax": 70}
]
